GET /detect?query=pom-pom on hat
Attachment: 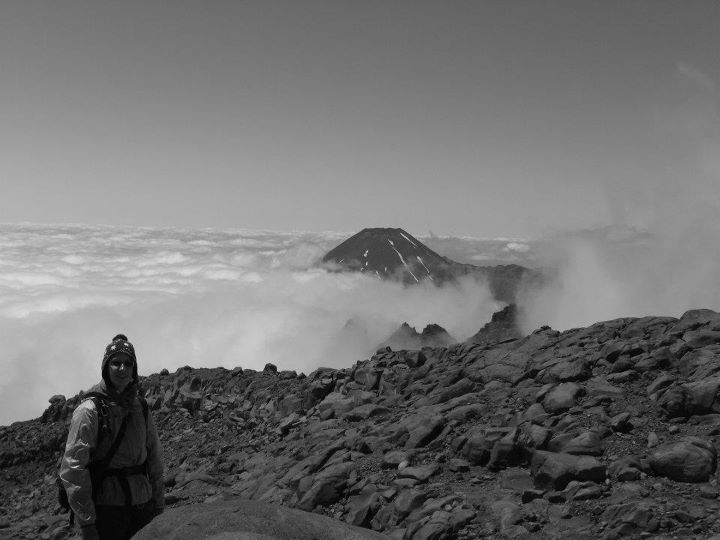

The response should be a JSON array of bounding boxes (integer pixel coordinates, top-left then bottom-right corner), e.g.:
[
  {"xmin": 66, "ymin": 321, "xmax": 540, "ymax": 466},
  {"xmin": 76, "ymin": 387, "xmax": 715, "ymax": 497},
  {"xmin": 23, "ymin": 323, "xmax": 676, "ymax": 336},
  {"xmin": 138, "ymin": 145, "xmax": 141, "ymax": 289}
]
[{"xmin": 103, "ymin": 334, "xmax": 136, "ymax": 363}]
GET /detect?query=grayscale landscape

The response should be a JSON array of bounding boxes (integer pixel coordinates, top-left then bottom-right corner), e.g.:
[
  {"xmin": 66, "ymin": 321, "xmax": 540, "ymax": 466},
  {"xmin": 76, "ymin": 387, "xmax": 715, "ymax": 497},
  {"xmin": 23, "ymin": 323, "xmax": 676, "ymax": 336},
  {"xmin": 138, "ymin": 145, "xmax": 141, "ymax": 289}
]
[{"xmin": 1, "ymin": 1, "xmax": 719, "ymax": 539}]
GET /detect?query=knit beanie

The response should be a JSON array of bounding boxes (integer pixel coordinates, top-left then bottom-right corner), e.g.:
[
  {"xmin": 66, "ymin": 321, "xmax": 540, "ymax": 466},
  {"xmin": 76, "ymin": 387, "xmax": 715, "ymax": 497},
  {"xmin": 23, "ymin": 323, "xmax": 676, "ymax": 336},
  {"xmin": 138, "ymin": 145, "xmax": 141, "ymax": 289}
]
[{"xmin": 102, "ymin": 334, "xmax": 138, "ymax": 386}]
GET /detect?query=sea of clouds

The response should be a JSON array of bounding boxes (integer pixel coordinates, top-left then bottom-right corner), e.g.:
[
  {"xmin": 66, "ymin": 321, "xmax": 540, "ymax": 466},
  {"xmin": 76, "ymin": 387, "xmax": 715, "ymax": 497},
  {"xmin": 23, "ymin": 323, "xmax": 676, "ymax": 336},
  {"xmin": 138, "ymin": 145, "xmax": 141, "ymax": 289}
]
[
  {"xmin": 0, "ymin": 224, "xmax": 514, "ymax": 425},
  {"xmin": 3, "ymin": 218, "xmax": 719, "ymax": 426}
]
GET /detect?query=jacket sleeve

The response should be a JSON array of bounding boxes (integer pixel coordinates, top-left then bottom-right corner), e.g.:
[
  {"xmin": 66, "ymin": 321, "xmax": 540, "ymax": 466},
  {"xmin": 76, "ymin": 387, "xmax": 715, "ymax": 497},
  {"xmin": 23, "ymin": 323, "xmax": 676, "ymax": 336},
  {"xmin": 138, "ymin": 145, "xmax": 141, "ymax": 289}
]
[
  {"xmin": 145, "ymin": 409, "xmax": 165, "ymax": 511},
  {"xmin": 59, "ymin": 401, "xmax": 98, "ymax": 527}
]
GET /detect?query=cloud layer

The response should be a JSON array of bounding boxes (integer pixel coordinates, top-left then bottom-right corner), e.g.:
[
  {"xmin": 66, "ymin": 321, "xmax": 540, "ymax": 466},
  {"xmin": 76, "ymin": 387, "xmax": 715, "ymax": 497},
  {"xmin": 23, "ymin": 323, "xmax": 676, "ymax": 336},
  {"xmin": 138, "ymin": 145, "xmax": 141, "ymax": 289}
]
[{"xmin": 0, "ymin": 224, "xmax": 502, "ymax": 425}]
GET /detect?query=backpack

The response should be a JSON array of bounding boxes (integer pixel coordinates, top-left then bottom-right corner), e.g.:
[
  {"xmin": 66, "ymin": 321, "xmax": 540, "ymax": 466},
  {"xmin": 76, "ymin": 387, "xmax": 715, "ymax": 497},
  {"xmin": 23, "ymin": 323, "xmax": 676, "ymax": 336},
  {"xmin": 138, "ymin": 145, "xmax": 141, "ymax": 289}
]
[{"xmin": 56, "ymin": 393, "xmax": 148, "ymax": 525}]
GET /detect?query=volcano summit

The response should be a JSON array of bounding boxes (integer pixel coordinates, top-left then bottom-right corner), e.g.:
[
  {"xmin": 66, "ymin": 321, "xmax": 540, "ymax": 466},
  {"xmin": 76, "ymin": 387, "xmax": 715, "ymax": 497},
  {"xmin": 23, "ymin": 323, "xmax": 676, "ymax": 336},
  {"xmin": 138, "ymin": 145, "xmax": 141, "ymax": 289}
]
[
  {"xmin": 322, "ymin": 228, "xmax": 537, "ymax": 303},
  {"xmin": 322, "ymin": 228, "xmax": 456, "ymax": 284}
]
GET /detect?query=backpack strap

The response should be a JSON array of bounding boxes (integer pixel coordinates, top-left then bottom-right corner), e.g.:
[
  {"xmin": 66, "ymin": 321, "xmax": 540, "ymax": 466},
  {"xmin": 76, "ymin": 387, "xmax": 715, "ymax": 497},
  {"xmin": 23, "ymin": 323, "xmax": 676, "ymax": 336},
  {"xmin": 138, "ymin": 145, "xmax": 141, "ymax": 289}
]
[
  {"xmin": 98, "ymin": 411, "xmax": 131, "ymax": 467},
  {"xmin": 82, "ymin": 392, "xmax": 111, "ymax": 448},
  {"xmin": 113, "ymin": 397, "xmax": 151, "ymax": 506},
  {"xmin": 90, "ymin": 396, "xmax": 149, "ymax": 507},
  {"xmin": 139, "ymin": 396, "xmax": 148, "ymax": 424},
  {"xmin": 88, "ymin": 409, "xmax": 131, "ymax": 501}
]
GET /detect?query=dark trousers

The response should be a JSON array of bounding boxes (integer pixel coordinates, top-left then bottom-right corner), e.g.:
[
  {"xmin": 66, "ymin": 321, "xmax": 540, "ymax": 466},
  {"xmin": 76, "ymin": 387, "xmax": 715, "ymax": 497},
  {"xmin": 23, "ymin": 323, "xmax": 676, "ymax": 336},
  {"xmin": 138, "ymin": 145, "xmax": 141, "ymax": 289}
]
[{"xmin": 95, "ymin": 502, "xmax": 155, "ymax": 540}]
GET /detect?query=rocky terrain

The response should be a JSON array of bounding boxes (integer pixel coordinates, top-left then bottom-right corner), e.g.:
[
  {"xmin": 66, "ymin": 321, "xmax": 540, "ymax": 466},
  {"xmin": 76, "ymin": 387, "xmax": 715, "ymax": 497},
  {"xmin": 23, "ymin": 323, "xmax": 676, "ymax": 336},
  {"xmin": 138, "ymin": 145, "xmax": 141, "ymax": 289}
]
[
  {"xmin": 3, "ymin": 307, "xmax": 720, "ymax": 539},
  {"xmin": 321, "ymin": 228, "xmax": 539, "ymax": 303}
]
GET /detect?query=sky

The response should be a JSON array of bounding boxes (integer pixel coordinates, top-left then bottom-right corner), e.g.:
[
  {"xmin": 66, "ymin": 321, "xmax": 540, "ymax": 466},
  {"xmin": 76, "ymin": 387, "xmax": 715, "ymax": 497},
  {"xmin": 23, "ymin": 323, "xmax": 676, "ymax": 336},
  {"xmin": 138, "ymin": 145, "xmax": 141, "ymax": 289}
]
[
  {"xmin": 1, "ymin": 1, "xmax": 718, "ymax": 237},
  {"xmin": 1, "ymin": 2, "xmax": 720, "ymax": 424}
]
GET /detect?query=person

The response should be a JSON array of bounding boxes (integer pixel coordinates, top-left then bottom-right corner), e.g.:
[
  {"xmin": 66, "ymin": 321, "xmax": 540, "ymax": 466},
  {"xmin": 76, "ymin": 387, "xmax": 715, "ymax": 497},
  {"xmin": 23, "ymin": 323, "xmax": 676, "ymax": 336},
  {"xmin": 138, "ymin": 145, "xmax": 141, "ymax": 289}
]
[{"xmin": 59, "ymin": 334, "xmax": 165, "ymax": 540}]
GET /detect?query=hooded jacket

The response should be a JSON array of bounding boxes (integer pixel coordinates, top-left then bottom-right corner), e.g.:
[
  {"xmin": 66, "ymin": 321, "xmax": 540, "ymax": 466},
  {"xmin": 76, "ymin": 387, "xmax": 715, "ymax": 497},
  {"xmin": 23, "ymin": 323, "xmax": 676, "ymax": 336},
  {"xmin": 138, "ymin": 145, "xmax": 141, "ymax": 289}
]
[{"xmin": 59, "ymin": 363, "xmax": 164, "ymax": 527}]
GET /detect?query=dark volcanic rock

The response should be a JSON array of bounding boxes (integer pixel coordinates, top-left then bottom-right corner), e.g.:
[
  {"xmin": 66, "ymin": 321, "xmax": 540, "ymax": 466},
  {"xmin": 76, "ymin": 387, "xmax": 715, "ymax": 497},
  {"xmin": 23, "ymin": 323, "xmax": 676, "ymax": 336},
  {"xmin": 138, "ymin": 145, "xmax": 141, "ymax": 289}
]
[
  {"xmin": 134, "ymin": 498, "xmax": 389, "ymax": 539},
  {"xmin": 379, "ymin": 322, "xmax": 455, "ymax": 350},
  {"xmin": 541, "ymin": 382, "xmax": 584, "ymax": 413},
  {"xmin": 467, "ymin": 304, "xmax": 523, "ymax": 344},
  {"xmin": 8, "ymin": 308, "xmax": 720, "ymax": 539},
  {"xmin": 321, "ymin": 227, "xmax": 539, "ymax": 302},
  {"xmin": 530, "ymin": 451, "xmax": 607, "ymax": 490},
  {"xmin": 649, "ymin": 437, "xmax": 717, "ymax": 482},
  {"xmin": 322, "ymin": 227, "xmax": 459, "ymax": 285}
]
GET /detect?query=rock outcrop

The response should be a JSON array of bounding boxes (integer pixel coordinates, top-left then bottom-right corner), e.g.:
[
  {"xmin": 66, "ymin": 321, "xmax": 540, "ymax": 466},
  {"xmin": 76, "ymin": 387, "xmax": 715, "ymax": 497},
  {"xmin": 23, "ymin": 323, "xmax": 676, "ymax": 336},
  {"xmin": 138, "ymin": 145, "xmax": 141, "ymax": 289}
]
[
  {"xmin": 467, "ymin": 304, "xmax": 522, "ymax": 345},
  {"xmin": 379, "ymin": 323, "xmax": 456, "ymax": 351},
  {"xmin": 3, "ymin": 308, "xmax": 720, "ymax": 539}
]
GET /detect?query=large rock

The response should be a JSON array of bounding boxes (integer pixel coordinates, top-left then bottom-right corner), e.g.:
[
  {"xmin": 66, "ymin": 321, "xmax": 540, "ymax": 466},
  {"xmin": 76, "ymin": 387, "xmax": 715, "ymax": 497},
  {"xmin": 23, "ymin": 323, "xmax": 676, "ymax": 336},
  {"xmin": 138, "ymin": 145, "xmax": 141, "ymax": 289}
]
[
  {"xmin": 489, "ymin": 500, "xmax": 524, "ymax": 534},
  {"xmin": 317, "ymin": 392, "xmax": 358, "ymax": 419},
  {"xmin": 657, "ymin": 378, "xmax": 720, "ymax": 418},
  {"xmin": 486, "ymin": 424, "xmax": 552, "ymax": 471},
  {"xmin": 133, "ymin": 498, "xmax": 389, "ymax": 539},
  {"xmin": 345, "ymin": 486, "xmax": 382, "ymax": 527},
  {"xmin": 530, "ymin": 451, "xmax": 607, "ymax": 490},
  {"xmin": 397, "ymin": 463, "xmax": 439, "ymax": 483},
  {"xmin": 656, "ymin": 385, "xmax": 692, "ymax": 418},
  {"xmin": 682, "ymin": 330, "xmax": 720, "ymax": 350},
  {"xmin": 537, "ymin": 359, "xmax": 592, "ymax": 384},
  {"xmin": 40, "ymin": 395, "xmax": 67, "ymax": 423},
  {"xmin": 352, "ymin": 366, "xmax": 382, "ymax": 390},
  {"xmin": 462, "ymin": 427, "xmax": 513, "ymax": 466},
  {"xmin": 608, "ymin": 456, "xmax": 644, "ymax": 482},
  {"xmin": 298, "ymin": 462, "xmax": 356, "ymax": 511},
  {"xmin": 675, "ymin": 309, "xmax": 720, "ymax": 332},
  {"xmin": 558, "ymin": 431, "xmax": 604, "ymax": 456},
  {"xmin": 649, "ymin": 437, "xmax": 717, "ymax": 482},
  {"xmin": 394, "ymin": 413, "xmax": 445, "ymax": 449},
  {"xmin": 601, "ymin": 501, "xmax": 658, "ymax": 538},
  {"xmin": 541, "ymin": 383, "xmax": 584, "ymax": 413},
  {"xmin": 467, "ymin": 304, "xmax": 523, "ymax": 344}
]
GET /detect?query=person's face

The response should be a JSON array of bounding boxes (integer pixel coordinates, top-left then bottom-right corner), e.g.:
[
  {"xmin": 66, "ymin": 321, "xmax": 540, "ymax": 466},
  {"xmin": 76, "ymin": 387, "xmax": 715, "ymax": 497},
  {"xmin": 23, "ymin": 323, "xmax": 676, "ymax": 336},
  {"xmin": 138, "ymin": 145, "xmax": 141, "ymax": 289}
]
[{"xmin": 107, "ymin": 352, "xmax": 135, "ymax": 391}]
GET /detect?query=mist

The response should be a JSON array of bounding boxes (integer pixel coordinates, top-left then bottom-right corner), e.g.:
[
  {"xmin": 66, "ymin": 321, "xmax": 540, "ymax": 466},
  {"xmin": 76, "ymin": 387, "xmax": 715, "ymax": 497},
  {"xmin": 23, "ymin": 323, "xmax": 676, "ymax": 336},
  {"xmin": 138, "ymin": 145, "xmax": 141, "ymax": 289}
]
[
  {"xmin": 0, "ymin": 224, "xmax": 499, "ymax": 425},
  {"xmin": 518, "ymin": 221, "xmax": 720, "ymax": 333},
  {"xmin": 520, "ymin": 63, "xmax": 720, "ymax": 333}
]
